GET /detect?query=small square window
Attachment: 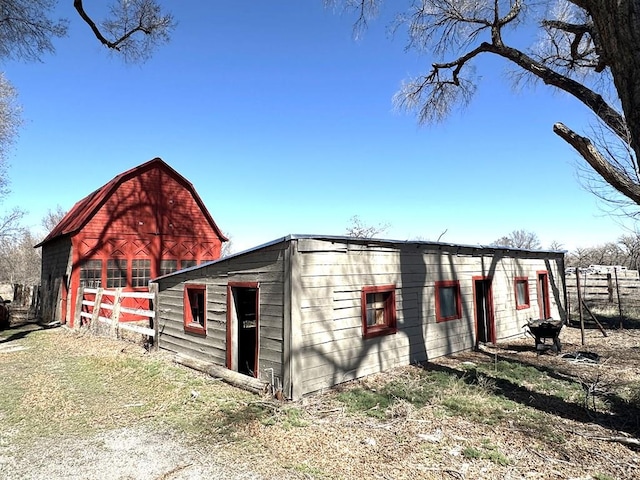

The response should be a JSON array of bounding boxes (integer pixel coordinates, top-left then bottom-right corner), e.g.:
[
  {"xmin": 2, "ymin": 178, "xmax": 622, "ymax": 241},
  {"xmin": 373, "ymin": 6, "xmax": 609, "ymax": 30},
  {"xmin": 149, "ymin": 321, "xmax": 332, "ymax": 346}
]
[
  {"xmin": 184, "ymin": 284, "xmax": 206, "ymax": 335},
  {"xmin": 515, "ymin": 277, "xmax": 530, "ymax": 310},
  {"xmin": 435, "ymin": 280, "xmax": 462, "ymax": 322},
  {"xmin": 361, "ymin": 285, "xmax": 397, "ymax": 339},
  {"xmin": 106, "ymin": 259, "xmax": 127, "ymax": 288}
]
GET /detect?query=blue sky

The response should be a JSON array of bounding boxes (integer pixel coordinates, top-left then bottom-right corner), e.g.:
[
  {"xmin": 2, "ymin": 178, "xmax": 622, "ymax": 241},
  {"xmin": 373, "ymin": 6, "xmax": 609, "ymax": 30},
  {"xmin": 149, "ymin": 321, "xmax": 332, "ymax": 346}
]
[{"xmin": 3, "ymin": 1, "xmax": 634, "ymax": 253}]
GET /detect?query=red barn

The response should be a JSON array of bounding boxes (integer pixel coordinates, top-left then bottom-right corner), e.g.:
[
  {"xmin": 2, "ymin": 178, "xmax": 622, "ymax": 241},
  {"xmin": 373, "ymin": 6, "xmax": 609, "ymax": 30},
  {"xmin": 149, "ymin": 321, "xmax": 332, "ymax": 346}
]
[{"xmin": 36, "ymin": 157, "xmax": 227, "ymax": 327}]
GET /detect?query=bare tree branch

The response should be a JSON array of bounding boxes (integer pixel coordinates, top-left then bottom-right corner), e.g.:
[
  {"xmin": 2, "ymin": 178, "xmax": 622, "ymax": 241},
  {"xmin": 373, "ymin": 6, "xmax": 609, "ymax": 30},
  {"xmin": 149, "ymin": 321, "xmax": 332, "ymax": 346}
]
[{"xmin": 73, "ymin": 0, "xmax": 174, "ymax": 62}]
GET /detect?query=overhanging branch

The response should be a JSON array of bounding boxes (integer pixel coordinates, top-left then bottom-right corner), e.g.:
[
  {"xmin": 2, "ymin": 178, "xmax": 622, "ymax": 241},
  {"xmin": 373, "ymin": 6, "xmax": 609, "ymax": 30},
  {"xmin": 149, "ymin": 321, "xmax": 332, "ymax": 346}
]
[{"xmin": 554, "ymin": 122, "xmax": 640, "ymax": 204}]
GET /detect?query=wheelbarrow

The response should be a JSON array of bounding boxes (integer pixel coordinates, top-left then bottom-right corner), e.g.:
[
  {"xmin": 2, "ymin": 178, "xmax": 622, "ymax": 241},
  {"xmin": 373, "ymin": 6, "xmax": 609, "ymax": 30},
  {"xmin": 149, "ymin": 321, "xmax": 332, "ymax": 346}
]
[{"xmin": 525, "ymin": 318, "xmax": 564, "ymax": 353}]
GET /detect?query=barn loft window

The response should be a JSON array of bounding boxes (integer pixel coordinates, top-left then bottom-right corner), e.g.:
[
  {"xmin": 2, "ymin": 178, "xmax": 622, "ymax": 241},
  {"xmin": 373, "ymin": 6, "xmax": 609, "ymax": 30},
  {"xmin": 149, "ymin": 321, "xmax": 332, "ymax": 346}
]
[
  {"xmin": 435, "ymin": 280, "xmax": 462, "ymax": 322},
  {"xmin": 159, "ymin": 259, "xmax": 178, "ymax": 276},
  {"xmin": 361, "ymin": 285, "xmax": 397, "ymax": 339},
  {"xmin": 80, "ymin": 260, "xmax": 102, "ymax": 288},
  {"xmin": 107, "ymin": 259, "xmax": 127, "ymax": 288},
  {"xmin": 514, "ymin": 277, "xmax": 530, "ymax": 310},
  {"xmin": 181, "ymin": 260, "xmax": 197, "ymax": 270},
  {"xmin": 184, "ymin": 284, "xmax": 206, "ymax": 335},
  {"xmin": 131, "ymin": 259, "xmax": 151, "ymax": 287}
]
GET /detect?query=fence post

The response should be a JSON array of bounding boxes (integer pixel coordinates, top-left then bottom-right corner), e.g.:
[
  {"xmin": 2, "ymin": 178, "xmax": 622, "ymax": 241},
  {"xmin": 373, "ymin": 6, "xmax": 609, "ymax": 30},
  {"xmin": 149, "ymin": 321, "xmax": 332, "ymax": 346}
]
[
  {"xmin": 90, "ymin": 288, "xmax": 104, "ymax": 332},
  {"xmin": 149, "ymin": 282, "xmax": 159, "ymax": 352},
  {"xmin": 607, "ymin": 273, "xmax": 613, "ymax": 303},
  {"xmin": 111, "ymin": 288, "xmax": 122, "ymax": 339},
  {"xmin": 614, "ymin": 268, "xmax": 623, "ymax": 328},
  {"xmin": 575, "ymin": 271, "xmax": 585, "ymax": 346},
  {"xmin": 74, "ymin": 287, "xmax": 85, "ymax": 328}
]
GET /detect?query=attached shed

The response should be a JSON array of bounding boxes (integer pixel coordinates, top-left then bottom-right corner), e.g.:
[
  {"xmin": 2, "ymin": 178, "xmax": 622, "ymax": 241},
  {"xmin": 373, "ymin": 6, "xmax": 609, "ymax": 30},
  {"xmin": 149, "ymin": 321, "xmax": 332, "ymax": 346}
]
[
  {"xmin": 36, "ymin": 157, "xmax": 227, "ymax": 326},
  {"xmin": 153, "ymin": 235, "xmax": 566, "ymax": 400}
]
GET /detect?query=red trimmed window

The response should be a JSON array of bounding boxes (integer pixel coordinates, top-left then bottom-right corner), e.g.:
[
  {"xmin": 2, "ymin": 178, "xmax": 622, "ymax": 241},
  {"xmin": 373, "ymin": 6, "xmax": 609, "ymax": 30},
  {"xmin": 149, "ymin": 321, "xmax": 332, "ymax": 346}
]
[
  {"xmin": 361, "ymin": 285, "xmax": 397, "ymax": 339},
  {"xmin": 514, "ymin": 277, "xmax": 530, "ymax": 310},
  {"xmin": 435, "ymin": 280, "xmax": 462, "ymax": 322},
  {"xmin": 184, "ymin": 284, "xmax": 206, "ymax": 335}
]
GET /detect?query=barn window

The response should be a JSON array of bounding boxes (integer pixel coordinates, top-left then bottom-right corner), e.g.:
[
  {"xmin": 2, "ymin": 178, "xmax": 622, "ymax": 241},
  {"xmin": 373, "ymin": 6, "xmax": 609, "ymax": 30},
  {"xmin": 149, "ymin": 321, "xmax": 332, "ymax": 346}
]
[
  {"xmin": 514, "ymin": 277, "xmax": 530, "ymax": 310},
  {"xmin": 159, "ymin": 260, "xmax": 178, "ymax": 276},
  {"xmin": 181, "ymin": 260, "xmax": 197, "ymax": 269},
  {"xmin": 107, "ymin": 259, "xmax": 127, "ymax": 288},
  {"xmin": 131, "ymin": 259, "xmax": 151, "ymax": 287},
  {"xmin": 184, "ymin": 284, "xmax": 206, "ymax": 335},
  {"xmin": 361, "ymin": 285, "xmax": 397, "ymax": 339},
  {"xmin": 80, "ymin": 260, "xmax": 102, "ymax": 288},
  {"xmin": 435, "ymin": 280, "xmax": 462, "ymax": 322}
]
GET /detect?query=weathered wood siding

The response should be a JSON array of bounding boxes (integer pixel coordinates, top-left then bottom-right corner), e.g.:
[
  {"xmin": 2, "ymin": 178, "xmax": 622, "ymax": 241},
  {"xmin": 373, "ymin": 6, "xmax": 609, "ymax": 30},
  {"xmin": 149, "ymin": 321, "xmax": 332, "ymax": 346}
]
[
  {"xmin": 39, "ymin": 237, "xmax": 72, "ymax": 323},
  {"xmin": 293, "ymin": 238, "xmax": 565, "ymax": 397},
  {"xmin": 155, "ymin": 242, "xmax": 287, "ymax": 384}
]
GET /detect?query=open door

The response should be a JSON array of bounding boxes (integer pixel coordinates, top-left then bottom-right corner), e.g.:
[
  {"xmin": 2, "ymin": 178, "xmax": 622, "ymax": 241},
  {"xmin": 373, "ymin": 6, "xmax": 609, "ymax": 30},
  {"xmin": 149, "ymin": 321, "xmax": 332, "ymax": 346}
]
[
  {"xmin": 226, "ymin": 282, "xmax": 259, "ymax": 377},
  {"xmin": 473, "ymin": 276, "xmax": 495, "ymax": 345},
  {"xmin": 537, "ymin": 271, "xmax": 551, "ymax": 319}
]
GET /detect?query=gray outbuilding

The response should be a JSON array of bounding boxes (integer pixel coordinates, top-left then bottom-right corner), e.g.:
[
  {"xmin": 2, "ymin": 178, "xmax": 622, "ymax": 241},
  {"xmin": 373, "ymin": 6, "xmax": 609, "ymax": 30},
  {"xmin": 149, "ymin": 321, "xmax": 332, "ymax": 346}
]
[{"xmin": 152, "ymin": 235, "xmax": 566, "ymax": 400}]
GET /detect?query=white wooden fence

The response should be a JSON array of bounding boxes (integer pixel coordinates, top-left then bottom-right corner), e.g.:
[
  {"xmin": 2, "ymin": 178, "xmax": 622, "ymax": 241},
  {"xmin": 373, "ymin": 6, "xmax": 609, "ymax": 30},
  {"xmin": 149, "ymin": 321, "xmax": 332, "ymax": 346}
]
[{"xmin": 75, "ymin": 284, "xmax": 159, "ymax": 350}]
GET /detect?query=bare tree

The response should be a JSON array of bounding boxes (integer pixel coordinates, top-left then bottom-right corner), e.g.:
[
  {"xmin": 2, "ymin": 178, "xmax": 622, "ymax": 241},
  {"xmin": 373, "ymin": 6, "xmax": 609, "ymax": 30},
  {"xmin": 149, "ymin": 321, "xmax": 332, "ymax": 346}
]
[
  {"xmin": 330, "ymin": 1, "xmax": 640, "ymax": 212},
  {"xmin": 0, "ymin": 1, "xmax": 174, "ymax": 64},
  {"xmin": 0, "ymin": 230, "xmax": 41, "ymax": 285},
  {"xmin": 41, "ymin": 205, "xmax": 67, "ymax": 234},
  {"xmin": 0, "ymin": 73, "xmax": 21, "ymax": 199},
  {"xmin": 548, "ymin": 240, "xmax": 565, "ymax": 251},
  {"xmin": 345, "ymin": 215, "xmax": 390, "ymax": 239},
  {"xmin": 492, "ymin": 229, "xmax": 542, "ymax": 249}
]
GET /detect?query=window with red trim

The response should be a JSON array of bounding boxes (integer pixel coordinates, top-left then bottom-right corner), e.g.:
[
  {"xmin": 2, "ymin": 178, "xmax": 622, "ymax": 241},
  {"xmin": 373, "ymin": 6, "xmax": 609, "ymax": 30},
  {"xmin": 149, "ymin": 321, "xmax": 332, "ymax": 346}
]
[
  {"xmin": 361, "ymin": 285, "xmax": 397, "ymax": 339},
  {"xmin": 514, "ymin": 277, "xmax": 530, "ymax": 310},
  {"xmin": 184, "ymin": 284, "xmax": 206, "ymax": 335},
  {"xmin": 435, "ymin": 280, "xmax": 462, "ymax": 322}
]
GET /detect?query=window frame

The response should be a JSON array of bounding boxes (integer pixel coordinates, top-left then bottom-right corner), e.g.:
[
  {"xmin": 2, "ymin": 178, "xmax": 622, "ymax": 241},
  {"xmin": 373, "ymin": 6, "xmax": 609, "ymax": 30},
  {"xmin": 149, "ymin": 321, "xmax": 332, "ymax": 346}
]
[
  {"xmin": 361, "ymin": 284, "xmax": 397, "ymax": 339},
  {"xmin": 514, "ymin": 277, "xmax": 531, "ymax": 310},
  {"xmin": 435, "ymin": 280, "xmax": 463, "ymax": 323},
  {"xmin": 184, "ymin": 284, "xmax": 207, "ymax": 335},
  {"xmin": 131, "ymin": 259, "xmax": 151, "ymax": 288},
  {"xmin": 106, "ymin": 259, "xmax": 128, "ymax": 288},
  {"xmin": 159, "ymin": 259, "xmax": 178, "ymax": 277},
  {"xmin": 79, "ymin": 259, "xmax": 103, "ymax": 288}
]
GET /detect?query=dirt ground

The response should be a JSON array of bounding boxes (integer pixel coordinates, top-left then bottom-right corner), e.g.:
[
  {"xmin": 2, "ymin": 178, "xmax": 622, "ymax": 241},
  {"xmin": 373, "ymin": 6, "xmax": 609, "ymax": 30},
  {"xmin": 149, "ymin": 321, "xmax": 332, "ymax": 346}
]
[{"xmin": 1, "ymin": 319, "xmax": 640, "ymax": 480}]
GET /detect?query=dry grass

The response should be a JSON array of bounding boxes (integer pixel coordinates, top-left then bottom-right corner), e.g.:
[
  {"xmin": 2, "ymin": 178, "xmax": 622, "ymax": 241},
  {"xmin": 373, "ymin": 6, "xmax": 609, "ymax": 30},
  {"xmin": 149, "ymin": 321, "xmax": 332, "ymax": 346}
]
[{"xmin": 1, "ymin": 319, "xmax": 640, "ymax": 479}]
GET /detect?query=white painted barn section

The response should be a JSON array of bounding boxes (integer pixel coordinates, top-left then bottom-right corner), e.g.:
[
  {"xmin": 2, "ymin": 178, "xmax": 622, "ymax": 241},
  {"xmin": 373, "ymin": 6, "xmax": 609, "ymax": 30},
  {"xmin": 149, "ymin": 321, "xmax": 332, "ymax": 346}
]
[{"xmin": 152, "ymin": 235, "xmax": 566, "ymax": 400}]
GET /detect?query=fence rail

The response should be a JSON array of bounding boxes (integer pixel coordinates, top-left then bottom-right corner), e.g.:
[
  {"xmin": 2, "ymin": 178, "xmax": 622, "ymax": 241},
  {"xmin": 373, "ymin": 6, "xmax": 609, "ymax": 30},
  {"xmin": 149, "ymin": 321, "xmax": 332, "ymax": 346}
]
[
  {"xmin": 566, "ymin": 270, "xmax": 640, "ymax": 320},
  {"xmin": 75, "ymin": 284, "xmax": 159, "ymax": 349}
]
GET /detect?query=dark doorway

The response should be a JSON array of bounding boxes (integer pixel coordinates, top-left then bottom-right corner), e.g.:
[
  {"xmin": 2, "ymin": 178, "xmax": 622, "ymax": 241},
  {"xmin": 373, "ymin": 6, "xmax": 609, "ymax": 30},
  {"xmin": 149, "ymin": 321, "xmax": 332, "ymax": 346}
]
[
  {"xmin": 473, "ymin": 277, "xmax": 495, "ymax": 344},
  {"xmin": 227, "ymin": 283, "xmax": 259, "ymax": 377},
  {"xmin": 537, "ymin": 272, "xmax": 551, "ymax": 319}
]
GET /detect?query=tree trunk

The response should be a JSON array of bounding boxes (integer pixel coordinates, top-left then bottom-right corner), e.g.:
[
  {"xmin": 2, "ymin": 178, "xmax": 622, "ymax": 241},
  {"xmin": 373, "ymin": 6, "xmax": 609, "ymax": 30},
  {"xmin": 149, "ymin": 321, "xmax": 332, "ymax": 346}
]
[{"xmin": 579, "ymin": 1, "xmax": 640, "ymax": 158}]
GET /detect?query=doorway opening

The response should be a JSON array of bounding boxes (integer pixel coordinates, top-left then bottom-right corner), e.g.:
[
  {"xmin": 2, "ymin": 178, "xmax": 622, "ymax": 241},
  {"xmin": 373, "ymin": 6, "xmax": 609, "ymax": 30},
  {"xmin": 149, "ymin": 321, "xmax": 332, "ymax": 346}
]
[
  {"xmin": 537, "ymin": 271, "xmax": 551, "ymax": 319},
  {"xmin": 473, "ymin": 277, "xmax": 495, "ymax": 344},
  {"xmin": 227, "ymin": 283, "xmax": 259, "ymax": 377}
]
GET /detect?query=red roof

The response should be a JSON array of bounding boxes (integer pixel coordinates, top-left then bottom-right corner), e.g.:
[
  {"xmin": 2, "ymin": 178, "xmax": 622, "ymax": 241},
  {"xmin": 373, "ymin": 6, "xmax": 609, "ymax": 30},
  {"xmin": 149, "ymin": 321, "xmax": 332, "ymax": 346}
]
[{"xmin": 35, "ymin": 157, "xmax": 227, "ymax": 247}]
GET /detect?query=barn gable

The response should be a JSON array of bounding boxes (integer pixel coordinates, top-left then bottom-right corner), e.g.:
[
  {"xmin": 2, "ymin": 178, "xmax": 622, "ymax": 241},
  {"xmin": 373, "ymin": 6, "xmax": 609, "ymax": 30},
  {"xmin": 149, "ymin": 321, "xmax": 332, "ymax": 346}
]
[{"xmin": 38, "ymin": 158, "xmax": 227, "ymax": 326}]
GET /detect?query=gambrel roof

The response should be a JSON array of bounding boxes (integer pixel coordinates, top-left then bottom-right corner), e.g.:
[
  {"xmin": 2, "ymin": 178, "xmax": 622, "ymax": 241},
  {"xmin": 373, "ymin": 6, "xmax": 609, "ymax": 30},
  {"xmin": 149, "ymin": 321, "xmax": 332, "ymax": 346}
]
[{"xmin": 35, "ymin": 157, "xmax": 227, "ymax": 247}]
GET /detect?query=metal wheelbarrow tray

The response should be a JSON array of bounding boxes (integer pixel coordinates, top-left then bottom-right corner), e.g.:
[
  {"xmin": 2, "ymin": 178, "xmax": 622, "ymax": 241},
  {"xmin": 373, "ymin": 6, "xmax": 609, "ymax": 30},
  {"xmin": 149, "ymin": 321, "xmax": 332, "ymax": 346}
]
[{"xmin": 526, "ymin": 318, "xmax": 564, "ymax": 352}]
